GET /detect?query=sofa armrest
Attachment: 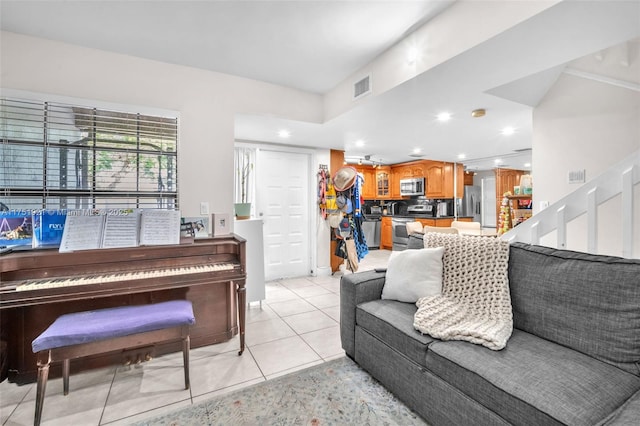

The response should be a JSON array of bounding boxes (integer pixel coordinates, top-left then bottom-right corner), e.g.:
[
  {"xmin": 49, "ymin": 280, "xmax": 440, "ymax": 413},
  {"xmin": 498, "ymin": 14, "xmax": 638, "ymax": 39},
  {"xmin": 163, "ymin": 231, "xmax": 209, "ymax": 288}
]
[{"xmin": 340, "ymin": 270, "xmax": 386, "ymax": 358}]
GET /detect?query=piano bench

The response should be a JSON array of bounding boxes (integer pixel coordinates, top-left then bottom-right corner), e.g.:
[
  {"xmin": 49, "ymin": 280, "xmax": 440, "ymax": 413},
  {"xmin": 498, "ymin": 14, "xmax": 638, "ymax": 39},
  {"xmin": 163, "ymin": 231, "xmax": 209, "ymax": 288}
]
[{"xmin": 31, "ymin": 300, "xmax": 195, "ymax": 426}]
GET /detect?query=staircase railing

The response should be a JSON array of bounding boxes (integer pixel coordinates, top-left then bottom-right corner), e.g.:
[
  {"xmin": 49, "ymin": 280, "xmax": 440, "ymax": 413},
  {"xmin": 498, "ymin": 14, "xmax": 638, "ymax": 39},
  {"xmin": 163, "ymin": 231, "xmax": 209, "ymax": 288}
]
[{"xmin": 501, "ymin": 150, "xmax": 639, "ymax": 258}]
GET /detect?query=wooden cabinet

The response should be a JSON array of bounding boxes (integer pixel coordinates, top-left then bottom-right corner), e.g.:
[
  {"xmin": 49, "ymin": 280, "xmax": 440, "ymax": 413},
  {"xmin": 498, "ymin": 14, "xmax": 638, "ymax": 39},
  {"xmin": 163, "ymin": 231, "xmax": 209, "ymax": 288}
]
[
  {"xmin": 389, "ymin": 166, "xmax": 402, "ymax": 198},
  {"xmin": 354, "ymin": 166, "xmax": 376, "ymax": 200},
  {"xmin": 380, "ymin": 216, "xmax": 393, "ymax": 250},
  {"xmin": 495, "ymin": 168, "xmax": 527, "ymax": 229},
  {"xmin": 415, "ymin": 218, "xmax": 435, "ymax": 228},
  {"xmin": 463, "ymin": 171, "xmax": 475, "ymax": 186},
  {"xmin": 425, "ymin": 161, "xmax": 445, "ymax": 198},
  {"xmin": 364, "ymin": 159, "xmax": 464, "ymax": 201},
  {"xmin": 376, "ymin": 167, "xmax": 390, "ymax": 198}
]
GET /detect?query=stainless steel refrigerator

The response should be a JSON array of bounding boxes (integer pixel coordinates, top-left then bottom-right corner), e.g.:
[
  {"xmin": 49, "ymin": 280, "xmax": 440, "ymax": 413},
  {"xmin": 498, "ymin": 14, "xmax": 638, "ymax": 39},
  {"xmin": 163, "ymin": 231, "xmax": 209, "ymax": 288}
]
[{"xmin": 458, "ymin": 185, "xmax": 482, "ymax": 223}]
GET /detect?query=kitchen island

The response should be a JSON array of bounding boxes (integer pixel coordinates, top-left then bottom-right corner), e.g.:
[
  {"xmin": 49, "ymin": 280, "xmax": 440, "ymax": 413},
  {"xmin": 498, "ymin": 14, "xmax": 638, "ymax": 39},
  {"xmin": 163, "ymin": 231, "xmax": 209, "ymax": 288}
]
[{"xmin": 380, "ymin": 215, "xmax": 473, "ymax": 250}]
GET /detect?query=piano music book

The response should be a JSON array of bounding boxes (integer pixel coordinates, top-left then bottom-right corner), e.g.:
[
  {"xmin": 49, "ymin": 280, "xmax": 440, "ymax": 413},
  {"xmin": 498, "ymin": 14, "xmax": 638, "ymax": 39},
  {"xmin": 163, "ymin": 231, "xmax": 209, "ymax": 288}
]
[
  {"xmin": 59, "ymin": 211, "xmax": 105, "ymax": 252},
  {"xmin": 59, "ymin": 209, "xmax": 181, "ymax": 252},
  {"xmin": 139, "ymin": 209, "xmax": 181, "ymax": 245}
]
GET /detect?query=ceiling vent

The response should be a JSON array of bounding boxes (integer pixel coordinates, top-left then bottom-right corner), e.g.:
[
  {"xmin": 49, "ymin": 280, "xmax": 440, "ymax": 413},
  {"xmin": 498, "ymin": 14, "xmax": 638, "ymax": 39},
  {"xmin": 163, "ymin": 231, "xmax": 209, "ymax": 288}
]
[
  {"xmin": 513, "ymin": 147, "xmax": 532, "ymax": 153},
  {"xmin": 353, "ymin": 74, "xmax": 371, "ymax": 100},
  {"xmin": 408, "ymin": 153, "xmax": 425, "ymax": 158}
]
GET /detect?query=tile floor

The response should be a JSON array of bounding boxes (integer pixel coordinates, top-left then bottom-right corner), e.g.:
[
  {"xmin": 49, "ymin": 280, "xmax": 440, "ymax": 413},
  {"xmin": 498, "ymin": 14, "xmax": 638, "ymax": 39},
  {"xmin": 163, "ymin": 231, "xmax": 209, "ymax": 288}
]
[{"xmin": 0, "ymin": 249, "xmax": 391, "ymax": 426}]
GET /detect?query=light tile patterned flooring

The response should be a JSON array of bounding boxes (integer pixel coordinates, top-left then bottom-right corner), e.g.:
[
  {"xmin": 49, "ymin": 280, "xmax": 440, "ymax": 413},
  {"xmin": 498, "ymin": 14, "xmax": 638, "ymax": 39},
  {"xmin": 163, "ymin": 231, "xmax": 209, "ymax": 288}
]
[{"xmin": 0, "ymin": 250, "xmax": 391, "ymax": 425}]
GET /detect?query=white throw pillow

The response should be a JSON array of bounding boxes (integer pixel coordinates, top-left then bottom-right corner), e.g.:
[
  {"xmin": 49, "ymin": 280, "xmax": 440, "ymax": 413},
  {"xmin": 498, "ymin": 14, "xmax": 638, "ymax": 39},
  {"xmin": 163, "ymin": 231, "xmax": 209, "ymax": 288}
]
[{"xmin": 381, "ymin": 247, "xmax": 445, "ymax": 303}]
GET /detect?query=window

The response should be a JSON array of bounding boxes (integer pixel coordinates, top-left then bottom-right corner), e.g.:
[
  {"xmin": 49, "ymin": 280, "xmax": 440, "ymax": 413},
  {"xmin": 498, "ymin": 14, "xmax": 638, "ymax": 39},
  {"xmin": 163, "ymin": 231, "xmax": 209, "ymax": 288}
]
[{"xmin": 0, "ymin": 98, "xmax": 178, "ymax": 211}]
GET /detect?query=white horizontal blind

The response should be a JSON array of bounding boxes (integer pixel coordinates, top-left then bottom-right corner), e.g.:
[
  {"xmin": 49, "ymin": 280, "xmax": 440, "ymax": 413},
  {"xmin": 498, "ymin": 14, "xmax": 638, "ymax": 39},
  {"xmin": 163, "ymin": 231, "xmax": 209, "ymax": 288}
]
[{"xmin": 0, "ymin": 98, "xmax": 178, "ymax": 211}]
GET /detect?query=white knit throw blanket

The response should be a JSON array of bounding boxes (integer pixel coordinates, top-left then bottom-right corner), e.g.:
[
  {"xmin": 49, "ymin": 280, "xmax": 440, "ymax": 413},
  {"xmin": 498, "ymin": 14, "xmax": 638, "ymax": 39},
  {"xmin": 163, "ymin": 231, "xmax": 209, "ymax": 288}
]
[{"xmin": 413, "ymin": 233, "xmax": 513, "ymax": 350}]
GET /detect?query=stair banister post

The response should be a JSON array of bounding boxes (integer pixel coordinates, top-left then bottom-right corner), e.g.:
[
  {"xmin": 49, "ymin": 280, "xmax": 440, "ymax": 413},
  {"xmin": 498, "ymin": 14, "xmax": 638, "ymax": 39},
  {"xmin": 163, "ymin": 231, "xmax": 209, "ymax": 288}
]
[
  {"xmin": 557, "ymin": 205, "xmax": 567, "ymax": 249},
  {"xmin": 587, "ymin": 187, "xmax": 598, "ymax": 254},
  {"xmin": 621, "ymin": 166, "xmax": 634, "ymax": 258}
]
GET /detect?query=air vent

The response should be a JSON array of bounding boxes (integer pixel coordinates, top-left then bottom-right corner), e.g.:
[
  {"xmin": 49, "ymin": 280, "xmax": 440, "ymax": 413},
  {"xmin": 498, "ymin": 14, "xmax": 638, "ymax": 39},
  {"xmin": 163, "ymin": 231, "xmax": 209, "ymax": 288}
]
[
  {"xmin": 568, "ymin": 169, "xmax": 586, "ymax": 184},
  {"xmin": 408, "ymin": 153, "xmax": 425, "ymax": 158},
  {"xmin": 353, "ymin": 74, "xmax": 371, "ymax": 100},
  {"xmin": 513, "ymin": 147, "xmax": 532, "ymax": 153}
]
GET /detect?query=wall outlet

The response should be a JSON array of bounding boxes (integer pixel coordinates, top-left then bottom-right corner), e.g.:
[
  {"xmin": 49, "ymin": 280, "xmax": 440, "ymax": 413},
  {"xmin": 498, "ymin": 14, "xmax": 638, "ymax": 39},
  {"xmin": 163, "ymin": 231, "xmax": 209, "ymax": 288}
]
[{"xmin": 200, "ymin": 202, "xmax": 209, "ymax": 215}]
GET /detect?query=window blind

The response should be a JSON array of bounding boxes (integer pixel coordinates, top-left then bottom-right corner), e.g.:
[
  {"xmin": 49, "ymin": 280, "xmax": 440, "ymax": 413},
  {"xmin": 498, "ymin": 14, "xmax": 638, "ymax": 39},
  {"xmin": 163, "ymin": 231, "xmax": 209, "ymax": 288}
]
[{"xmin": 0, "ymin": 98, "xmax": 178, "ymax": 211}]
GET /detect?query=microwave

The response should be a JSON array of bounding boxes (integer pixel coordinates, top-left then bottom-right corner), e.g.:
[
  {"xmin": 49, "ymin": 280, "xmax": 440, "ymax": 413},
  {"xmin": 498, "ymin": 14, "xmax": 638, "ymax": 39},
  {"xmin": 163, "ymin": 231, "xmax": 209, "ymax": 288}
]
[{"xmin": 400, "ymin": 177, "xmax": 425, "ymax": 196}]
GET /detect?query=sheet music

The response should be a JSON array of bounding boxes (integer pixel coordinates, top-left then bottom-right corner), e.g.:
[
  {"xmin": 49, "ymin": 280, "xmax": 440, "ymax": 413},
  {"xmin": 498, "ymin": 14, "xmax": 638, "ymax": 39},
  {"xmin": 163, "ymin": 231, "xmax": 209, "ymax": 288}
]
[
  {"xmin": 59, "ymin": 213, "xmax": 105, "ymax": 252},
  {"xmin": 139, "ymin": 210, "xmax": 181, "ymax": 245},
  {"xmin": 102, "ymin": 210, "xmax": 140, "ymax": 248}
]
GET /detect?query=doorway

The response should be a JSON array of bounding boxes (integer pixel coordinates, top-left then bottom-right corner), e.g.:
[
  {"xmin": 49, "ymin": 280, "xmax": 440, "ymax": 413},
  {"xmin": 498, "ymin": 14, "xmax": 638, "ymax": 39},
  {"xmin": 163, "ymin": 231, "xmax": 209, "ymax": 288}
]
[{"xmin": 255, "ymin": 148, "xmax": 311, "ymax": 280}]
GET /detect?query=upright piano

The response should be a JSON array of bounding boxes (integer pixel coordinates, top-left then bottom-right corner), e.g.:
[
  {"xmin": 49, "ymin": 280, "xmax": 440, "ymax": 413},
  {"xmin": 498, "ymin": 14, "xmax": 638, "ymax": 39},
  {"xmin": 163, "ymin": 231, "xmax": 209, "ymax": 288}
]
[{"xmin": 0, "ymin": 235, "xmax": 246, "ymax": 384}]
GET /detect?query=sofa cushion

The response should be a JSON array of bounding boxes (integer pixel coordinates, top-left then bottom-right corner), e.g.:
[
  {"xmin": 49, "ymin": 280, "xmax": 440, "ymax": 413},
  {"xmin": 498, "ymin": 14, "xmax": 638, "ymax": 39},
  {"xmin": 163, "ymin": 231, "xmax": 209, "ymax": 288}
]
[
  {"xmin": 508, "ymin": 242, "xmax": 640, "ymax": 376},
  {"xmin": 599, "ymin": 388, "xmax": 640, "ymax": 425},
  {"xmin": 426, "ymin": 329, "xmax": 640, "ymax": 426},
  {"xmin": 381, "ymin": 247, "xmax": 444, "ymax": 303},
  {"xmin": 356, "ymin": 299, "xmax": 434, "ymax": 368}
]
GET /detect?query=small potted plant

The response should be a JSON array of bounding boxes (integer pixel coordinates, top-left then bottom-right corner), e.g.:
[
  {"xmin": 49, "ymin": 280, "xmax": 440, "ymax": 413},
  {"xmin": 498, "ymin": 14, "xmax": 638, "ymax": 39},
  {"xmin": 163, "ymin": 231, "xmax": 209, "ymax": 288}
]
[{"xmin": 234, "ymin": 151, "xmax": 252, "ymax": 219}]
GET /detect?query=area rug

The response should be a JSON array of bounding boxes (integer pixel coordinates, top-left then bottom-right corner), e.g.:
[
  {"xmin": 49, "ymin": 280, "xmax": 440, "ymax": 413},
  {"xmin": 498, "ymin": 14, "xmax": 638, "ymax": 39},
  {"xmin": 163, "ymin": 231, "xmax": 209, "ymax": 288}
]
[{"xmin": 134, "ymin": 356, "xmax": 428, "ymax": 425}]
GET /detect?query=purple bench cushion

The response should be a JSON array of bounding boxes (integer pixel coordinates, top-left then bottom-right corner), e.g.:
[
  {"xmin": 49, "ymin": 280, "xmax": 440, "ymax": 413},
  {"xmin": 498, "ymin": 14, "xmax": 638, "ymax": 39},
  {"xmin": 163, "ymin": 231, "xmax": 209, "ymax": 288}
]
[{"xmin": 32, "ymin": 300, "xmax": 195, "ymax": 353}]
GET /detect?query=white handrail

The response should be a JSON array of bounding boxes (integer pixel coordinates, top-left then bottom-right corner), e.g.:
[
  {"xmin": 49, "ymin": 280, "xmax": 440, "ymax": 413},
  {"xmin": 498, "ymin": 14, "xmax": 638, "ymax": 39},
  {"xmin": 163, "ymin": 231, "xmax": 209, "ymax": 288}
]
[{"xmin": 502, "ymin": 150, "xmax": 640, "ymax": 258}]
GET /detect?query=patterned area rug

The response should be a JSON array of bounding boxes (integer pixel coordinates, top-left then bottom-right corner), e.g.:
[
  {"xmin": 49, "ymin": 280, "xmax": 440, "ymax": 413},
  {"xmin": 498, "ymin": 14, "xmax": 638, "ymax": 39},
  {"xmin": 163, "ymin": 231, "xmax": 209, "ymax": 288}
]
[{"xmin": 134, "ymin": 356, "xmax": 428, "ymax": 425}]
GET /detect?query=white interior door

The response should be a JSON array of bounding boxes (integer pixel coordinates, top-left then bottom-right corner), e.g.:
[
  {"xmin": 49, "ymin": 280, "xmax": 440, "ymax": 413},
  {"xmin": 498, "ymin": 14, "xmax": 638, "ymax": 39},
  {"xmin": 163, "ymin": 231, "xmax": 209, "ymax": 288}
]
[{"xmin": 256, "ymin": 149, "xmax": 310, "ymax": 280}]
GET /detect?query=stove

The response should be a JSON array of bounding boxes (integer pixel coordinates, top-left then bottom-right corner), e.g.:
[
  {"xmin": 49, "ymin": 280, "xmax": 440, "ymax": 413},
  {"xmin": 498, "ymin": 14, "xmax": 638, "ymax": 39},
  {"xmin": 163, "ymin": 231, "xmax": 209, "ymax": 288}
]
[{"xmin": 407, "ymin": 204, "xmax": 434, "ymax": 216}]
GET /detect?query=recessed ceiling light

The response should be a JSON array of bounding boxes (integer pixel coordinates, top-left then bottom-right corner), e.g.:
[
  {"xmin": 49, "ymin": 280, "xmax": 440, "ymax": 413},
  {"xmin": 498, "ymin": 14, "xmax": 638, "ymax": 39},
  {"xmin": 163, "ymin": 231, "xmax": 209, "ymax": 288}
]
[
  {"xmin": 457, "ymin": 153, "xmax": 466, "ymax": 160},
  {"xmin": 413, "ymin": 147, "xmax": 422, "ymax": 154},
  {"xmin": 355, "ymin": 139, "xmax": 365, "ymax": 147},
  {"xmin": 407, "ymin": 47, "xmax": 418, "ymax": 65},
  {"xmin": 494, "ymin": 158, "xmax": 503, "ymax": 164},
  {"xmin": 524, "ymin": 162, "xmax": 531, "ymax": 168},
  {"xmin": 278, "ymin": 129, "xmax": 291, "ymax": 138},
  {"xmin": 437, "ymin": 112, "xmax": 451, "ymax": 122},
  {"xmin": 501, "ymin": 127, "xmax": 515, "ymax": 136}
]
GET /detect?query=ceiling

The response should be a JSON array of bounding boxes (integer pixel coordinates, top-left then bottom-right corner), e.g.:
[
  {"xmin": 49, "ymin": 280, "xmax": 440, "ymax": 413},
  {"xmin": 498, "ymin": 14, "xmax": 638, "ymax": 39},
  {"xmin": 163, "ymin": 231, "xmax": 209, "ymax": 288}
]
[{"xmin": 2, "ymin": 1, "xmax": 639, "ymax": 171}]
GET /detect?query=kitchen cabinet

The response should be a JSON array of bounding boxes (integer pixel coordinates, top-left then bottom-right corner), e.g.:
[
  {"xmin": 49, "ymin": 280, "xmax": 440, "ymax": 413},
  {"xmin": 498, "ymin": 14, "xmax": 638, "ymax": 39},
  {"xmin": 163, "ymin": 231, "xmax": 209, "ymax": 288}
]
[
  {"xmin": 425, "ymin": 161, "xmax": 445, "ymax": 198},
  {"xmin": 463, "ymin": 171, "xmax": 475, "ymax": 186},
  {"xmin": 376, "ymin": 167, "xmax": 390, "ymax": 198},
  {"xmin": 442, "ymin": 162, "xmax": 465, "ymax": 198},
  {"xmin": 495, "ymin": 168, "xmax": 528, "ymax": 229},
  {"xmin": 380, "ymin": 216, "xmax": 393, "ymax": 249},
  {"xmin": 354, "ymin": 166, "xmax": 376, "ymax": 199},
  {"xmin": 374, "ymin": 159, "xmax": 465, "ymax": 200}
]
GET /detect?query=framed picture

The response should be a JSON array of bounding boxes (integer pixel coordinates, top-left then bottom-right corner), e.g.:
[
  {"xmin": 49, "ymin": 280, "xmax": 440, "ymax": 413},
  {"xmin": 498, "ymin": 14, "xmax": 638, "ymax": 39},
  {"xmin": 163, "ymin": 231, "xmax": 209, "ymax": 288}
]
[{"xmin": 211, "ymin": 213, "xmax": 231, "ymax": 236}]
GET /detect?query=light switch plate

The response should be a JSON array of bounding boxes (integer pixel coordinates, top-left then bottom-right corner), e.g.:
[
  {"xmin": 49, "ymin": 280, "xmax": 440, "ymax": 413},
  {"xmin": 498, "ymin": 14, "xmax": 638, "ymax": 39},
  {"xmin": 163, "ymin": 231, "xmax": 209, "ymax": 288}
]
[{"xmin": 200, "ymin": 202, "xmax": 209, "ymax": 215}]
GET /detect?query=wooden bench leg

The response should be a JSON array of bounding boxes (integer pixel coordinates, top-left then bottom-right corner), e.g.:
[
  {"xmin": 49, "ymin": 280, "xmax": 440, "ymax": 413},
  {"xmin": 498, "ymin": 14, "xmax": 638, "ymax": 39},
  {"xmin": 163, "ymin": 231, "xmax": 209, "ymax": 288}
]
[
  {"xmin": 34, "ymin": 353, "xmax": 50, "ymax": 426},
  {"xmin": 62, "ymin": 359, "xmax": 70, "ymax": 395},
  {"xmin": 182, "ymin": 334, "xmax": 190, "ymax": 389}
]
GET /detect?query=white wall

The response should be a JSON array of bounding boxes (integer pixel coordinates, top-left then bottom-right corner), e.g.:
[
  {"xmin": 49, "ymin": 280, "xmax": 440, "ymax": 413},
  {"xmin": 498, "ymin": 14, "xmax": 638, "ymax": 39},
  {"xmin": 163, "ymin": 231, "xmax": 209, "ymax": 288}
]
[
  {"xmin": 0, "ymin": 31, "xmax": 323, "ymax": 225},
  {"xmin": 323, "ymin": 0, "xmax": 558, "ymax": 120},
  {"xmin": 533, "ymin": 72, "xmax": 640, "ymax": 257}
]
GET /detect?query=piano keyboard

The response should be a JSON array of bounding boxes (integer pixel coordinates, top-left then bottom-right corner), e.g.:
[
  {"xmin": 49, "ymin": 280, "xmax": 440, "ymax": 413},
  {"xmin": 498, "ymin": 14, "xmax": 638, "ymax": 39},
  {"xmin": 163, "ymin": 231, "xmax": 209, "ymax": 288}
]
[{"xmin": 16, "ymin": 263, "xmax": 236, "ymax": 292}]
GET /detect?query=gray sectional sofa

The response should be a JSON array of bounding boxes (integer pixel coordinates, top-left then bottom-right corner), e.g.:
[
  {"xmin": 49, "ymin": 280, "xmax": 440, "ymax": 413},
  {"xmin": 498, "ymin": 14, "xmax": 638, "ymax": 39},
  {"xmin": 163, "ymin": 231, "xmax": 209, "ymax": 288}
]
[{"xmin": 340, "ymin": 239, "xmax": 640, "ymax": 425}]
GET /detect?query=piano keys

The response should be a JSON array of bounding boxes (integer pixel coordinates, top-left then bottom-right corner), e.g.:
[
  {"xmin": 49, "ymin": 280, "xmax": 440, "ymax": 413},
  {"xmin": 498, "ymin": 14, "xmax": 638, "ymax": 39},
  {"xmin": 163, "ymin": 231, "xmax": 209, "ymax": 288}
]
[{"xmin": 0, "ymin": 235, "xmax": 246, "ymax": 384}]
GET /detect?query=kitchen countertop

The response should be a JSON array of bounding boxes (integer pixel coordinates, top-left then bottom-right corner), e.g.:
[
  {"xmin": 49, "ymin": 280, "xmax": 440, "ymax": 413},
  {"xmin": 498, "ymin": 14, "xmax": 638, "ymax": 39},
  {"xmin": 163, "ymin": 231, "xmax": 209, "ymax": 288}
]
[{"xmin": 381, "ymin": 215, "xmax": 473, "ymax": 220}]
